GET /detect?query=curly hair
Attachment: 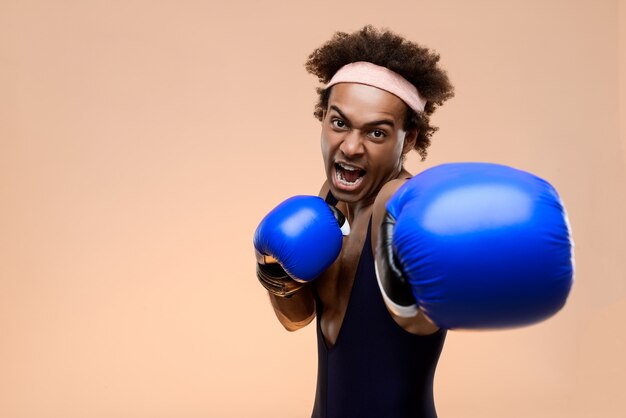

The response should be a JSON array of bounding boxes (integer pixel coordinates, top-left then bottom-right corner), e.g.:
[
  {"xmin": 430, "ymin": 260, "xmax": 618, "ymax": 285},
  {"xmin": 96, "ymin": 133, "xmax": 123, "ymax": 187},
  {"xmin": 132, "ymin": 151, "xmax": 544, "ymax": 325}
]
[{"xmin": 305, "ymin": 26, "xmax": 454, "ymax": 160}]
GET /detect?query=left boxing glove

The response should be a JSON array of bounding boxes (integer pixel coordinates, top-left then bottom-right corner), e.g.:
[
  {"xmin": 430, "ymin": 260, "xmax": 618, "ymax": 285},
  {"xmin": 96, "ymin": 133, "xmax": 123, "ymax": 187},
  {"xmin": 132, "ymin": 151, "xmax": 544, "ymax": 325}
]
[{"xmin": 254, "ymin": 195, "xmax": 349, "ymax": 297}]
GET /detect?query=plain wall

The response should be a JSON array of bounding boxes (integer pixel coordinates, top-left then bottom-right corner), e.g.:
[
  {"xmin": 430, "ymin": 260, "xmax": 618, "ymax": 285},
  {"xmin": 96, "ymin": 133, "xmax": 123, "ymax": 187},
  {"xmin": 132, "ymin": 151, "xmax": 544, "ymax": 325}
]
[{"xmin": 1, "ymin": 0, "xmax": 625, "ymax": 417}]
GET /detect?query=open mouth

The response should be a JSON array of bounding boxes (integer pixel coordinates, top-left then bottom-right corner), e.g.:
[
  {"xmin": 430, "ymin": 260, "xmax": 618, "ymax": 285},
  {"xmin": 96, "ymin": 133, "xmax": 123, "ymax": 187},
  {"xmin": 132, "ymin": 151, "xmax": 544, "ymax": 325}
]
[{"xmin": 334, "ymin": 162, "xmax": 366, "ymax": 188}]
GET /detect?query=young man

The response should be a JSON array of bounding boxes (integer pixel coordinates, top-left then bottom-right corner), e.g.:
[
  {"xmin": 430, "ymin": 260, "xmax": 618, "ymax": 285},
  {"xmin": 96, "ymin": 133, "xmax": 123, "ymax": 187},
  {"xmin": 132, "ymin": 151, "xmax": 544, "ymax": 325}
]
[
  {"xmin": 255, "ymin": 26, "xmax": 454, "ymax": 417},
  {"xmin": 254, "ymin": 24, "xmax": 575, "ymax": 418}
]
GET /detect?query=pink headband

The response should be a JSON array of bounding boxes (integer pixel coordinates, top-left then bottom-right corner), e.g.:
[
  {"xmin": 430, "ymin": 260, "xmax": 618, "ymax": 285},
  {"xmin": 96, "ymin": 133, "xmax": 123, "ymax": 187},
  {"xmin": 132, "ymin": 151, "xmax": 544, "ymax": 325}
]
[{"xmin": 325, "ymin": 61, "xmax": 426, "ymax": 113}]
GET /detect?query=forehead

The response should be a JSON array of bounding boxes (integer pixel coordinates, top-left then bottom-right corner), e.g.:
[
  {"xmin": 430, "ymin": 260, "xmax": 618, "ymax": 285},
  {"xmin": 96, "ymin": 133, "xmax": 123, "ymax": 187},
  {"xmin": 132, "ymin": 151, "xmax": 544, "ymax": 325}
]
[{"xmin": 327, "ymin": 83, "xmax": 408, "ymax": 122}]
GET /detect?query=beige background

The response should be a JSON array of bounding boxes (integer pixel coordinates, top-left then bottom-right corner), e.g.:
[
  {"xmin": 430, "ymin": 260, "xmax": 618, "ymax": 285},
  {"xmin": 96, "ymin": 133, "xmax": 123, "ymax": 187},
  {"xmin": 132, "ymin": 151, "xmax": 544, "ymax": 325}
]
[{"xmin": 1, "ymin": 0, "xmax": 625, "ymax": 417}]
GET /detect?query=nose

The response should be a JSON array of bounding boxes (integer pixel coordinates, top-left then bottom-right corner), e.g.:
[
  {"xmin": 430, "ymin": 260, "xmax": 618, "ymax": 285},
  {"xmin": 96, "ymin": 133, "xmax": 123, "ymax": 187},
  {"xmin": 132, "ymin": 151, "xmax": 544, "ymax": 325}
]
[{"xmin": 339, "ymin": 130, "xmax": 364, "ymax": 158}]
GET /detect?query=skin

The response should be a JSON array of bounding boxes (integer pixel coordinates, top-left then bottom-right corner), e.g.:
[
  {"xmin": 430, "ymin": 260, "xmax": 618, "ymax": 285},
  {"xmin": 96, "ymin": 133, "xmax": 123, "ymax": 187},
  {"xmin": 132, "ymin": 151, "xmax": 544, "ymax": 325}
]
[{"xmin": 268, "ymin": 83, "xmax": 438, "ymax": 344}]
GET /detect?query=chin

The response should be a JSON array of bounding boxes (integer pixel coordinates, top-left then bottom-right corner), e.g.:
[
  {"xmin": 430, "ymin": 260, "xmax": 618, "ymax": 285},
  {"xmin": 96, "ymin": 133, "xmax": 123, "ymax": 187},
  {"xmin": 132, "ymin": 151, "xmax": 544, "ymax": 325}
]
[{"xmin": 328, "ymin": 182, "xmax": 366, "ymax": 204}]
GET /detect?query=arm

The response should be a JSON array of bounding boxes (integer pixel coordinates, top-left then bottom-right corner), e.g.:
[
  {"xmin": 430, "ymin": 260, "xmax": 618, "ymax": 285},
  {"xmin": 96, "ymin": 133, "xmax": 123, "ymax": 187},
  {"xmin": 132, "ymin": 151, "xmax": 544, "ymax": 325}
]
[
  {"xmin": 372, "ymin": 163, "xmax": 573, "ymax": 331},
  {"xmin": 260, "ymin": 181, "xmax": 336, "ymax": 332},
  {"xmin": 371, "ymin": 179, "xmax": 440, "ymax": 336},
  {"xmin": 267, "ymin": 286, "xmax": 316, "ymax": 332}
]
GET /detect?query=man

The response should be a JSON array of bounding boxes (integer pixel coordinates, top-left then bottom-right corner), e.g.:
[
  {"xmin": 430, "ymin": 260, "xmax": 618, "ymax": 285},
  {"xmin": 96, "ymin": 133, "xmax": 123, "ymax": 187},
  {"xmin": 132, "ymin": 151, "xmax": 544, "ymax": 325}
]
[
  {"xmin": 253, "ymin": 26, "xmax": 572, "ymax": 418},
  {"xmin": 255, "ymin": 26, "xmax": 454, "ymax": 417}
]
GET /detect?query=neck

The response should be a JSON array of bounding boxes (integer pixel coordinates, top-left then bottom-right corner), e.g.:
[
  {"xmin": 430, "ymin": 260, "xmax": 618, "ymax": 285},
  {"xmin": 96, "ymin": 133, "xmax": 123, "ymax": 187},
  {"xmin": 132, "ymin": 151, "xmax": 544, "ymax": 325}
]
[{"xmin": 343, "ymin": 199, "xmax": 374, "ymax": 225}]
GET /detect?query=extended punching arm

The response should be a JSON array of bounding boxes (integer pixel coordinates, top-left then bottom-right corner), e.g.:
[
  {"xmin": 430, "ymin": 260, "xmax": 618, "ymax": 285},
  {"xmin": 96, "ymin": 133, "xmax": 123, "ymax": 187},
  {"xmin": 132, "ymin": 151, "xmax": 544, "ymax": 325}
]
[{"xmin": 374, "ymin": 162, "xmax": 574, "ymax": 330}]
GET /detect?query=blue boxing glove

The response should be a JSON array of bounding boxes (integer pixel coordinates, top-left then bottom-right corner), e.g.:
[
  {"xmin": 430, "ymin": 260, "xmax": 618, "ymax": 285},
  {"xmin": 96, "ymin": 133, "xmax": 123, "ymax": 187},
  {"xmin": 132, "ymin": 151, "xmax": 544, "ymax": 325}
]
[
  {"xmin": 254, "ymin": 195, "xmax": 349, "ymax": 297},
  {"xmin": 375, "ymin": 162, "xmax": 574, "ymax": 329}
]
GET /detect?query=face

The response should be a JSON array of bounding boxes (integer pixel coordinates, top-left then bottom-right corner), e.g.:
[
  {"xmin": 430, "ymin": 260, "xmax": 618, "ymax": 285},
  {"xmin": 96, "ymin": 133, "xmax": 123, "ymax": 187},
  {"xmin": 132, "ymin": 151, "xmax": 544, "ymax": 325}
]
[{"xmin": 321, "ymin": 83, "xmax": 417, "ymax": 204}]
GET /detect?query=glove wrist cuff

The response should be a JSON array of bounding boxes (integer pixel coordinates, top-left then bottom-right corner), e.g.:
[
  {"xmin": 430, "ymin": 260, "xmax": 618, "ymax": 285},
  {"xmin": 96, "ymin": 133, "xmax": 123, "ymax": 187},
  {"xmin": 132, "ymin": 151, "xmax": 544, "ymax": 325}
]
[
  {"xmin": 256, "ymin": 263, "xmax": 305, "ymax": 298},
  {"xmin": 375, "ymin": 210, "xmax": 419, "ymax": 317}
]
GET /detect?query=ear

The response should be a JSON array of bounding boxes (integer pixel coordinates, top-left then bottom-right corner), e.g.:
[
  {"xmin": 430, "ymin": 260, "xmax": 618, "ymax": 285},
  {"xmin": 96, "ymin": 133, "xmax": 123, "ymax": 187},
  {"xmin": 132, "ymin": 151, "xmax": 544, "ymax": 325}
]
[{"xmin": 402, "ymin": 129, "xmax": 418, "ymax": 155}]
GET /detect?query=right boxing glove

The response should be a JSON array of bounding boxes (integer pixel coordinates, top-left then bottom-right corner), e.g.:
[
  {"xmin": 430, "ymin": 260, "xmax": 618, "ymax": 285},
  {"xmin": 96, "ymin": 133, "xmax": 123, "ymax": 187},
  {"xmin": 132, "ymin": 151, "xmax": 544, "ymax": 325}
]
[
  {"xmin": 254, "ymin": 195, "xmax": 349, "ymax": 297},
  {"xmin": 375, "ymin": 163, "xmax": 573, "ymax": 329}
]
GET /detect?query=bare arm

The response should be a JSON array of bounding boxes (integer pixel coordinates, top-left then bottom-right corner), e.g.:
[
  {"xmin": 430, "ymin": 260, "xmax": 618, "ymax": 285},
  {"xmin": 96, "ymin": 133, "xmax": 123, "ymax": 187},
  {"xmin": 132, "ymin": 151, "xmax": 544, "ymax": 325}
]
[
  {"xmin": 267, "ymin": 287, "xmax": 316, "ymax": 331},
  {"xmin": 371, "ymin": 179, "xmax": 440, "ymax": 336}
]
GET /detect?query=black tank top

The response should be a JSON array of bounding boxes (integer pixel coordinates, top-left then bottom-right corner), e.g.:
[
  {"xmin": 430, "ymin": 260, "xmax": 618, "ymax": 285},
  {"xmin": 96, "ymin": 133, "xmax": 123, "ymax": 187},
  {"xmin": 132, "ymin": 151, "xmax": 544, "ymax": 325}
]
[{"xmin": 312, "ymin": 192, "xmax": 446, "ymax": 418}]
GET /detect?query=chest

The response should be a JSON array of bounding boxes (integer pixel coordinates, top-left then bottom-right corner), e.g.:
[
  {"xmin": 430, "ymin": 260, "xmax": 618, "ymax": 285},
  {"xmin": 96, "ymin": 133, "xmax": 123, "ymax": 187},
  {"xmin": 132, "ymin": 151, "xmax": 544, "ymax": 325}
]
[
  {"xmin": 314, "ymin": 212, "xmax": 372, "ymax": 345},
  {"xmin": 318, "ymin": 213, "xmax": 370, "ymax": 291}
]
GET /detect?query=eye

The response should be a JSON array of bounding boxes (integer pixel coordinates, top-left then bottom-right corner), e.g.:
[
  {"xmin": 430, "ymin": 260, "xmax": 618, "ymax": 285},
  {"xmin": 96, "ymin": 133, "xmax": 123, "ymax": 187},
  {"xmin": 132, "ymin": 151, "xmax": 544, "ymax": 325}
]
[
  {"xmin": 331, "ymin": 119, "xmax": 347, "ymax": 129},
  {"xmin": 370, "ymin": 129, "xmax": 386, "ymax": 139}
]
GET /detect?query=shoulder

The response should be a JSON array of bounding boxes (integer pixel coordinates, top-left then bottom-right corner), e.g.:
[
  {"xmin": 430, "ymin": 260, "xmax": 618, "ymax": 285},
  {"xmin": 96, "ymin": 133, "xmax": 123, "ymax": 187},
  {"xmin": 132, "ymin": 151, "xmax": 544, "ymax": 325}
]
[
  {"xmin": 373, "ymin": 178, "xmax": 408, "ymax": 214},
  {"xmin": 371, "ymin": 176, "xmax": 411, "ymax": 257},
  {"xmin": 318, "ymin": 180, "xmax": 330, "ymax": 198}
]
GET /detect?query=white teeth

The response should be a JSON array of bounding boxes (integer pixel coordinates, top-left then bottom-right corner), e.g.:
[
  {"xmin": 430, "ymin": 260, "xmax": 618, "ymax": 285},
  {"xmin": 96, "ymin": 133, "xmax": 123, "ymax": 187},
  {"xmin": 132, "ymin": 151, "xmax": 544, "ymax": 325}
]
[
  {"xmin": 336, "ymin": 168, "xmax": 363, "ymax": 186},
  {"xmin": 338, "ymin": 162, "xmax": 360, "ymax": 171}
]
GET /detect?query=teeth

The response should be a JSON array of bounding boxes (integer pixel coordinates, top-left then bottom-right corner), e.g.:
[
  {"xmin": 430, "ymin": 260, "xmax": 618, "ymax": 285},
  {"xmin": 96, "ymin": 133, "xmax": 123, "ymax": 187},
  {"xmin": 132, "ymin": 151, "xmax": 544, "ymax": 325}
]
[
  {"xmin": 338, "ymin": 162, "xmax": 360, "ymax": 171},
  {"xmin": 336, "ymin": 168, "xmax": 363, "ymax": 186}
]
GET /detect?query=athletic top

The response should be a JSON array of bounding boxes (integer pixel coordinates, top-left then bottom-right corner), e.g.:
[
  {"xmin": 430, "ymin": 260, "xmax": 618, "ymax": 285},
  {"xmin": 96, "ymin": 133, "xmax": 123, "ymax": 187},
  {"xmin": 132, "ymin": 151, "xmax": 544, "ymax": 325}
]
[{"xmin": 311, "ymin": 191, "xmax": 446, "ymax": 418}]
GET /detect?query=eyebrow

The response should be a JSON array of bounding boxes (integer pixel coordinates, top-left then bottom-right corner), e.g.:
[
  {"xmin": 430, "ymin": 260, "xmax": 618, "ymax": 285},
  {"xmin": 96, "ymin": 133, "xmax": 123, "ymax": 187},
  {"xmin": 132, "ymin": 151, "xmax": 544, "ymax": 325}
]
[{"xmin": 329, "ymin": 105, "xmax": 395, "ymax": 128}]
